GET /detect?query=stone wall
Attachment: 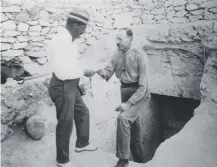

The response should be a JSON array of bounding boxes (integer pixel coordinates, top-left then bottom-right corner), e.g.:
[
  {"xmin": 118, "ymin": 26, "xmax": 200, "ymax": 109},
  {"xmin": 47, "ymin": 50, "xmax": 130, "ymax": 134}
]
[{"xmin": 140, "ymin": 0, "xmax": 217, "ymax": 24}]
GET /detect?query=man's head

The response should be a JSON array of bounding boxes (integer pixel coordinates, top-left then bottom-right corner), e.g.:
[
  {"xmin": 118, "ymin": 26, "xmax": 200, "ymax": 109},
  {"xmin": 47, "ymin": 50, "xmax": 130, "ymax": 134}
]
[
  {"xmin": 116, "ymin": 28, "xmax": 133, "ymax": 52},
  {"xmin": 66, "ymin": 7, "xmax": 90, "ymax": 39}
]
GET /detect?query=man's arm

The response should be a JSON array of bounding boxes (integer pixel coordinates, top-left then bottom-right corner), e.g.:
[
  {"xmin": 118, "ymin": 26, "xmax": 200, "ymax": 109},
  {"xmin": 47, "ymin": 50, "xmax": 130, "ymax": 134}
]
[
  {"xmin": 97, "ymin": 51, "xmax": 118, "ymax": 81},
  {"xmin": 128, "ymin": 51, "xmax": 149, "ymax": 105}
]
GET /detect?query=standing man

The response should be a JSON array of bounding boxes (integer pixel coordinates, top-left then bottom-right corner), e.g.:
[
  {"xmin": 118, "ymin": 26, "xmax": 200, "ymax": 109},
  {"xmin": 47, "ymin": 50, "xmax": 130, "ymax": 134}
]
[
  {"xmin": 47, "ymin": 8, "xmax": 98, "ymax": 167},
  {"xmin": 97, "ymin": 28, "xmax": 150, "ymax": 167}
]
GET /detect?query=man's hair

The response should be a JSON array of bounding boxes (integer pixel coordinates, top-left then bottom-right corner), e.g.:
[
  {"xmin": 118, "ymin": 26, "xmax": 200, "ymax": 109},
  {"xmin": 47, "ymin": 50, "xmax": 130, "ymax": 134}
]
[{"xmin": 119, "ymin": 27, "xmax": 133, "ymax": 38}]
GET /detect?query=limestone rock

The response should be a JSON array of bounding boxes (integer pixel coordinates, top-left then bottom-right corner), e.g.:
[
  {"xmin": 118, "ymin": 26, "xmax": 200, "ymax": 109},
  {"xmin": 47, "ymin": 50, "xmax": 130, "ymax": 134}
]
[
  {"xmin": 25, "ymin": 44, "xmax": 42, "ymax": 52},
  {"xmin": 28, "ymin": 31, "xmax": 41, "ymax": 37},
  {"xmin": 5, "ymin": 13, "xmax": 14, "ymax": 20},
  {"xmin": 15, "ymin": 12, "xmax": 30, "ymax": 22},
  {"xmin": 151, "ymin": 8, "xmax": 165, "ymax": 15},
  {"xmin": 2, "ymin": 49, "xmax": 24, "ymax": 57},
  {"xmin": 1, "ymin": 37, "xmax": 16, "ymax": 43},
  {"xmin": 175, "ymin": 10, "xmax": 187, "ymax": 17},
  {"xmin": 25, "ymin": 51, "xmax": 47, "ymax": 58},
  {"xmin": 39, "ymin": 10, "xmax": 49, "ymax": 21},
  {"xmin": 186, "ymin": 4, "xmax": 199, "ymax": 11},
  {"xmin": 39, "ymin": 20, "xmax": 50, "ymax": 27},
  {"xmin": 45, "ymin": 7, "xmax": 57, "ymax": 14},
  {"xmin": 30, "ymin": 36, "xmax": 45, "ymax": 42},
  {"xmin": 191, "ymin": 9, "xmax": 204, "ymax": 15},
  {"xmin": 1, "ymin": 21, "xmax": 16, "ymax": 30},
  {"xmin": 17, "ymin": 22, "xmax": 29, "ymax": 32},
  {"xmin": 3, "ymin": 30, "xmax": 21, "ymax": 37},
  {"xmin": 27, "ymin": 20, "xmax": 39, "ymax": 26},
  {"xmin": 143, "ymin": 44, "xmax": 204, "ymax": 99},
  {"xmin": 201, "ymin": 33, "xmax": 217, "ymax": 50},
  {"xmin": 26, "ymin": 115, "xmax": 45, "ymax": 140},
  {"xmin": 173, "ymin": 0, "xmax": 187, "ymax": 6},
  {"xmin": 188, "ymin": 15, "xmax": 203, "ymax": 21},
  {"xmin": 13, "ymin": 42, "xmax": 28, "ymax": 49},
  {"xmin": 113, "ymin": 13, "xmax": 133, "ymax": 29},
  {"xmin": 28, "ymin": 5, "xmax": 40, "ymax": 20},
  {"xmin": 1, "ymin": 124, "xmax": 13, "ymax": 142},
  {"xmin": 170, "ymin": 17, "xmax": 187, "ymax": 23},
  {"xmin": 209, "ymin": 7, "xmax": 217, "ymax": 14},
  {"xmin": 174, "ymin": 6, "xmax": 185, "ymax": 11},
  {"xmin": 1, "ymin": 6, "xmax": 21, "ymax": 13},
  {"xmin": 41, "ymin": 27, "xmax": 50, "ymax": 36},
  {"xmin": 29, "ymin": 25, "xmax": 41, "ymax": 32},
  {"xmin": 167, "ymin": 11, "xmax": 175, "ymax": 20},
  {"xmin": 1, "ymin": 43, "xmax": 12, "ymax": 51},
  {"xmin": 1, "ymin": 13, "xmax": 8, "ymax": 22},
  {"xmin": 17, "ymin": 36, "xmax": 30, "ymax": 42},
  {"xmin": 141, "ymin": 14, "xmax": 154, "ymax": 20},
  {"xmin": 36, "ymin": 57, "xmax": 48, "ymax": 65}
]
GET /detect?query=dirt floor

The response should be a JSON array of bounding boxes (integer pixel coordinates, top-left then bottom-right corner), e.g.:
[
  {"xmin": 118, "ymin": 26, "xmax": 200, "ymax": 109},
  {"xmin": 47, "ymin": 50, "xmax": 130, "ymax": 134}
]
[{"xmin": 1, "ymin": 55, "xmax": 144, "ymax": 167}]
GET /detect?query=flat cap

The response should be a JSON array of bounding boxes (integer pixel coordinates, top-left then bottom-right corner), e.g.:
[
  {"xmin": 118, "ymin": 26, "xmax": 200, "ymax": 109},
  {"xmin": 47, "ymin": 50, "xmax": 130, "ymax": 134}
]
[{"xmin": 67, "ymin": 7, "xmax": 90, "ymax": 25}]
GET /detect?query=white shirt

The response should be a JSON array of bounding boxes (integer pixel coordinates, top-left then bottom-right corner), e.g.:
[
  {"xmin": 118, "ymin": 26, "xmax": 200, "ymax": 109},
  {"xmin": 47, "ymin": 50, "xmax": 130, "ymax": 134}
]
[{"xmin": 47, "ymin": 27, "xmax": 84, "ymax": 81}]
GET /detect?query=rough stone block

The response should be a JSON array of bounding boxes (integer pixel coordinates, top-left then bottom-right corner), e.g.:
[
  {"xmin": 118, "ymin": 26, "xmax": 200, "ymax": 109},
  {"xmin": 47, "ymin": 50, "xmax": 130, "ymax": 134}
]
[
  {"xmin": 41, "ymin": 27, "xmax": 50, "ymax": 35},
  {"xmin": 28, "ymin": 31, "xmax": 41, "ymax": 37},
  {"xmin": 151, "ymin": 8, "xmax": 165, "ymax": 15},
  {"xmin": 3, "ymin": 30, "xmax": 21, "ymax": 37},
  {"xmin": 1, "ymin": 43, "xmax": 12, "ymax": 51},
  {"xmin": 13, "ymin": 42, "xmax": 28, "ymax": 50},
  {"xmin": 1, "ymin": 37, "xmax": 16, "ymax": 43},
  {"xmin": 173, "ymin": 0, "xmax": 187, "ymax": 6},
  {"xmin": 175, "ymin": 10, "xmax": 187, "ymax": 17},
  {"xmin": 186, "ymin": 3, "xmax": 199, "ymax": 11},
  {"xmin": 27, "ymin": 20, "xmax": 39, "ymax": 26},
  {"xmin": 209, "ymin": 7, "xmax": 217, "ymax": 14},
  {"xmin": 1, "ymin": 49, "xmax": 24, "ymax": 57},
  {"xmin": 17, "ymin": 22, "xmax": 29, "ymax": 32},
  {"xmin": 1, "ymin": 13, "xmax": 8, "ymax": 22},
  {"xmin": 174, "ymin": 5, "xmax": 185, "ymax": 11},
  {"xmin": 15, "ymin": 12, "xmax": 30, "ymax": 22},
  {"xmin": 39, "ymin": 10, "xmax": 50, "ymax": 21},
  {"xmin": 29, "ymin": 25, "xmax": 41, "ymax": 32},
  {"xmin": 1, "ymin": 21, "xmax": 16, "ymax": 30},
  {"xmin": 167, "ymin": 11, "xmax": 175, "ymax": 20},
  {"xmin": 1, "ymin": 6, "xmax": 21, "ymax": 13},
  {"xmin": 191, "ymin": 9, "xmax": 204, "ymax": 15},
  {"xmin": 17, "ymin": 36, "xmax": 30, "ymax": 42}
]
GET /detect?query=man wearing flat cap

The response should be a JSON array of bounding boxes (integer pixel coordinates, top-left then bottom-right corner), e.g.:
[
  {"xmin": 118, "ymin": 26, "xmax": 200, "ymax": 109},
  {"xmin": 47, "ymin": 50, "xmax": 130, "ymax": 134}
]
[{"xmin": 47, "ymin": 7, "xmax": 98, "ymax": 167}]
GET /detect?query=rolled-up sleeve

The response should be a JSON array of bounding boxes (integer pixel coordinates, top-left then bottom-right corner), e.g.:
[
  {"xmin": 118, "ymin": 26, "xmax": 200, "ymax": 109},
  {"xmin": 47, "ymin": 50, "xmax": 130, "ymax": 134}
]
[
  {"xmin": 128, "ymin": 52, "xmax": 149, "ymax": 104},
  {"xmin": 102, "ymin": 52, "xmax": 118, "ymax": 81}
]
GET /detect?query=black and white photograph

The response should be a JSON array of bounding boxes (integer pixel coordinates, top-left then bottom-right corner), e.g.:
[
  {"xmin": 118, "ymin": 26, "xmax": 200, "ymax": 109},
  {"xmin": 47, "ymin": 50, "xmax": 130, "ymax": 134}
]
[{"xmin": 1, "ymin": 0, "xmax": 217, "ymax": 166}]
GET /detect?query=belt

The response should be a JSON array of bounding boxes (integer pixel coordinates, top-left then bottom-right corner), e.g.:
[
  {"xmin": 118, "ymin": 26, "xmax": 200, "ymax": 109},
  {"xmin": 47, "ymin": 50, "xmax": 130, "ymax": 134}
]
[{"xmin": 121, "ymin": 82, "xmax": 139, "ymax": 88}]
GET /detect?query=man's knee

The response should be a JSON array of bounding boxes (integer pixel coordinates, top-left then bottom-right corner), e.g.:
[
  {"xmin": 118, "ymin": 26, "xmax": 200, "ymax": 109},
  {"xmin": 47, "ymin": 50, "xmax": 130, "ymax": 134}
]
[{"xmin": 117, "ymin": 113, "xmax": 130, "ymax": 126}]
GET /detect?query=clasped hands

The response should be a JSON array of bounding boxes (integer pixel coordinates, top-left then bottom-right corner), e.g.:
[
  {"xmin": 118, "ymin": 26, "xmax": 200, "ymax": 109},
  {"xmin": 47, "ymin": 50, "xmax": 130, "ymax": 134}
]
[{"xmin": 85, "ymin": 69, "xmax": 132, "ymax": 112}]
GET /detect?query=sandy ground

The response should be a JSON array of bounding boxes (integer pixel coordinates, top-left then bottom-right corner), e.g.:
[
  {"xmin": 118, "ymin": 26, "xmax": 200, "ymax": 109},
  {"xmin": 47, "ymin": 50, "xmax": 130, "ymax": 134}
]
[{"xmin": 1, "ymin": 55, "xmax": 145, "ymax": 167}]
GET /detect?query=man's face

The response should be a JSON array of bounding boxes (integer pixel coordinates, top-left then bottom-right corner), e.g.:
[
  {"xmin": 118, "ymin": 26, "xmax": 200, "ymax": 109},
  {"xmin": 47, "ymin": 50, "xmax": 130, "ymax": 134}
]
[
  {"xmin": 116, "ymin": 30, "xmax": 132, "ymax": 52},
  {"xmin": 70, "ymin": 22, "xmax": 86, "ymax": 39}
]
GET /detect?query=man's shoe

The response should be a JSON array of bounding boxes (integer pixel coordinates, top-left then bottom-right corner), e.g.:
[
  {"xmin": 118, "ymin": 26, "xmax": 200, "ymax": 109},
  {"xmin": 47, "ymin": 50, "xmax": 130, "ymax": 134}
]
[
  {"xmin": 57, "ymin": 161, "xmax": 76, "ymax": 167},
  {"xmin": 75, "ymin": 143, "xmax": 98, "ymax": 153},
  {"xmin": 115, "ymin": 159, "xmax": 129, "ymax": 167}
]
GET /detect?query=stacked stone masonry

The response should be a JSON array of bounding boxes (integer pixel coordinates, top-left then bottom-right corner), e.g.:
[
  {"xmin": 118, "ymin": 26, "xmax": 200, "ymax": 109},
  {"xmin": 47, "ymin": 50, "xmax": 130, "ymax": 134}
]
[{"xmin": 1, "ymin": 0, "xmax": 217, "ymax": 64}]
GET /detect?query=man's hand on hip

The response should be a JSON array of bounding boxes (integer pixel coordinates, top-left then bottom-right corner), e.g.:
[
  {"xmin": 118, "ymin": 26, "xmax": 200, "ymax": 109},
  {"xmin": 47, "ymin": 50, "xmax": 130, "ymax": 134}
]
[{"xmin": 115, "ymin": 102, "xmax": 132, "ymax": 112}]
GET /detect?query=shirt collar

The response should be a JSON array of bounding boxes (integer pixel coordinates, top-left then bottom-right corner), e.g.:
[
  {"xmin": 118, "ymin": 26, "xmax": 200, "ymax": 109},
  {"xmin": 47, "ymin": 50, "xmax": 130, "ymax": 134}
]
[{"xmin": 124, "ymin": 46, "xmax": 132, "ymax": 56}]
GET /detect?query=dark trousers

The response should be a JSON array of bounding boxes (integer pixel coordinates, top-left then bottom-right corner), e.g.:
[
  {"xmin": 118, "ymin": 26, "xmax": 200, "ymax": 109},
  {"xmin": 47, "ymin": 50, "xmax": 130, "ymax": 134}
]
[
  {"xmin": 116, "ymin": 86, "xmax": 145, "ymax": 163},
  {"xmin": 48, "ymin": 73, "xmax": 89, "ymax": 164}
]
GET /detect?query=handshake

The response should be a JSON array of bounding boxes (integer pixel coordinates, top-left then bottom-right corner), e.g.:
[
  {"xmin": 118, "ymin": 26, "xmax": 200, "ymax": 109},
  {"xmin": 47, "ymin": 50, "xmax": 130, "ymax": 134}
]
[{"xmin": 84, "ymin": 69, "xmax": 107, "ymax": 80}]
